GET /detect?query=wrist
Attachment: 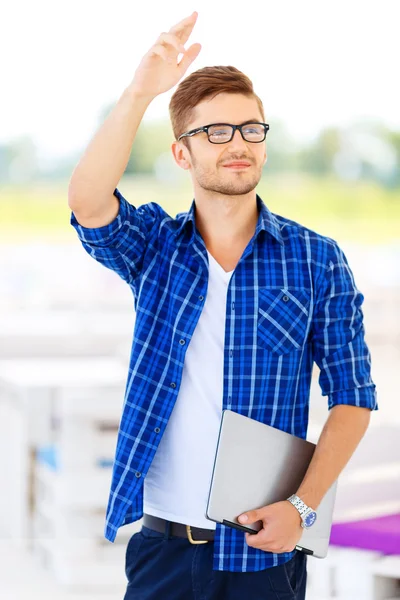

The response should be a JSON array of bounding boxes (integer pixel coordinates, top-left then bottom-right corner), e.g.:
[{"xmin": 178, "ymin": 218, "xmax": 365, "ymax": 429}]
[
  {"xmin": 287, "ymin": 500, "xmax": 303, "ymax": 525},
  {"xmin": 287, "ymin": 494, "xmax": 318, "ymax": 529},
  {"xmin": 124, "ymin": 84, "xmax": 156, "ymax": 105}
]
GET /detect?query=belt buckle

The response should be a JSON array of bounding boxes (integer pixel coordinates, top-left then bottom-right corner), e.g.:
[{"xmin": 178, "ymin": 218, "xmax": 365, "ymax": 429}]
[{"xmin": 186, "ymin": 524, "xmax": 209, "ymax": 544}]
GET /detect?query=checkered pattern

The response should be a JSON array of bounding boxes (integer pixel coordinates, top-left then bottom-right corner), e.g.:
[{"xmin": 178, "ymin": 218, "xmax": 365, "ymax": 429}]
[{"xmin": 70, "ymin": 188, "xmax": 378, "ymax": 572}]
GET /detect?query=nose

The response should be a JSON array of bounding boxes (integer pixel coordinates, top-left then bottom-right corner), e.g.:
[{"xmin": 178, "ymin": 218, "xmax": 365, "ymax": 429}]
[{"xmin": 227, "ymin": 127, "xmax": 248, "ymax": 149}]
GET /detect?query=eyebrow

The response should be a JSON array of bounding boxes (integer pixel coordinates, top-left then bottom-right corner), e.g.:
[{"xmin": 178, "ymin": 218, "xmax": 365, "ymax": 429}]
[
  {"xmin": 209, "ymin": 119, "xmax": 262, "ymax": 125},
  {"xmin": 240, "ymin": 118, "xmax": 263, "ymax": 124}
]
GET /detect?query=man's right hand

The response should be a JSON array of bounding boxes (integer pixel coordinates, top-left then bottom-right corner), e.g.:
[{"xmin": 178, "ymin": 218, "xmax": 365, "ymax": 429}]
[{"xmin": 129, "ymin": 11, "xmax": 202, "ymax": 101}]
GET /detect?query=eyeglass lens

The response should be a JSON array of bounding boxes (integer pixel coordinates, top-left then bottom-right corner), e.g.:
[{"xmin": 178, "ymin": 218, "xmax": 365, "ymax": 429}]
[{"xmin": 208, "ymin": 123, "xmax": 266, "ymax": 143}]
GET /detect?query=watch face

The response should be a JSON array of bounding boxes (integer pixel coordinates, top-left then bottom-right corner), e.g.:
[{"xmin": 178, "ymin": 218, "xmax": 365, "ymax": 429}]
[{"xmin": 304, "ymin": 511, "xmax": 317, "ymax": 528}]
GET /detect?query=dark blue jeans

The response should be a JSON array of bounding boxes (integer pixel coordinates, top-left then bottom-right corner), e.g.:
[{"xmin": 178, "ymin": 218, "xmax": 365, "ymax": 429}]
[{"xmin": 124, "ymin": 524, "xmax": 307, "ymax": 599}]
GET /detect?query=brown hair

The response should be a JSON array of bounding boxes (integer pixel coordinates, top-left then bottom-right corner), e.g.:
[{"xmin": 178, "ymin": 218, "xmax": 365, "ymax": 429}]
[{"xmin": 168, "ymin": 65, "xmax": 265, "ymax": 147}]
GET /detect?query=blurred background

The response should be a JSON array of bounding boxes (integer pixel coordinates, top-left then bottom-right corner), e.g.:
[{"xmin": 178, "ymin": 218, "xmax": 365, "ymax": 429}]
[{"xmin": 0, "ymin": 1, "xmax": 399, "ymax": 598}]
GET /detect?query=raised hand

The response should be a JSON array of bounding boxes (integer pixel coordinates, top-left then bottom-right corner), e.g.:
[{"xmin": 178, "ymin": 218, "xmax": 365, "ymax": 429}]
[{"xmin": 129, "ymin": 11, "xmax": 202, "ymax": 100}]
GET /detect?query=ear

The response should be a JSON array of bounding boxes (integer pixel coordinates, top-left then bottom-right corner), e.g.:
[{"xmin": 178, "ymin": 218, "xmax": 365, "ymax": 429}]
[{"xmin": 171, "ymin": 140, "xmax": 191, "ymax": 170}]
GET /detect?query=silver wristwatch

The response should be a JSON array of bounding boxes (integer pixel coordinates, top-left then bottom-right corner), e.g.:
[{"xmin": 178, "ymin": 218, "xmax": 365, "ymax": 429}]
[{"xmin": 287, "ymin": 494, "xmax": 317, "ymax": 529}]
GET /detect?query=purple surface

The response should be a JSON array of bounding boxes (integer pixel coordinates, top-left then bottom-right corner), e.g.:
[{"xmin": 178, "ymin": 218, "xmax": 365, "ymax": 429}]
[{"xmin": 330, "ymin": 513, "xmax": 400, "ymax": 555}]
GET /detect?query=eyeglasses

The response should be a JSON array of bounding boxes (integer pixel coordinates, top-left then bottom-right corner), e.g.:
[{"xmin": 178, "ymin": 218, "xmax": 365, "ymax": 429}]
[{"xmin": 177, "ymin": 122, "xmax": 270, "ymax": 144}]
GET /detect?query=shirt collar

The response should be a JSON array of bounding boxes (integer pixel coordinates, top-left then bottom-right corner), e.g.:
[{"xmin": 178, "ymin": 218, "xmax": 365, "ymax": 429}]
[{"xmin": 174, "ymin": 193, "xmax": 284, "ymax": 246}]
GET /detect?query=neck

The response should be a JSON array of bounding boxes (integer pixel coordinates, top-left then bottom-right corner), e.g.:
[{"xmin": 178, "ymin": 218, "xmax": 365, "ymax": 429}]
[{"xmin": 193, "ymin": 190, "xmax": 259, "ymax": 248}]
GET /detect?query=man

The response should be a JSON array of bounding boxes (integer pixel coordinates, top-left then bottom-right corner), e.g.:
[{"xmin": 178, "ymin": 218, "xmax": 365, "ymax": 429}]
[{"xmin": 68, "ymin": 10, "xmax": 378, "ymax": 600}]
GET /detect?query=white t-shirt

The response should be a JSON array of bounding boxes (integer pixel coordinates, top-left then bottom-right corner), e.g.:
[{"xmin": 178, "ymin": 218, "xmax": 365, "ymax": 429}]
[{"xmin": 143, "ymin": 250, "xmax": 234, "ymax": 528}]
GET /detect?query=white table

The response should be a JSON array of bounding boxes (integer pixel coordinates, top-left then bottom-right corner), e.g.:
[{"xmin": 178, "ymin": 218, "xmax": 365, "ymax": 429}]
[
  {"xmin": 0, "ymin": 357, "xmax": 127, "ymax": 548},
  {"xmin": 0, "ymin": 309, "xmax": 135, "ymax": 358}
]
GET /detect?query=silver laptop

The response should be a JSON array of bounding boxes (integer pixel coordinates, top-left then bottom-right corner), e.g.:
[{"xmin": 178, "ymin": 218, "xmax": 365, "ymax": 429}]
[{"xmin": 205, "ymin": 409, "xmax": 338, "ymax": 558}]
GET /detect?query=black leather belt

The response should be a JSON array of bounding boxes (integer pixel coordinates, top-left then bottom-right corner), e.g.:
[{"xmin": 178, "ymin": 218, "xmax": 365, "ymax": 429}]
[{"xmin": 143, "ymin": 513, "xmax": 215, "ymax": 544}]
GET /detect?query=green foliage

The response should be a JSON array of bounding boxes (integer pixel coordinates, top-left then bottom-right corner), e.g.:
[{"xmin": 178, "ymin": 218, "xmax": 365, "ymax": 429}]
[
  {"xmin": 298, "ymin": 128, "xmax": 341, "ymax": 174},
  {"xmin": 127, "ymin": 119, "xmax": 175, "ymax": 174},
  {"xmin": 0, "ymin": 174, "xmax": 399, "ymax": 244}
]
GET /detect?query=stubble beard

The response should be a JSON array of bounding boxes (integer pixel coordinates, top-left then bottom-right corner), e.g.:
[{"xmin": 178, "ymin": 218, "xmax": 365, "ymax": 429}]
[{"xmin": 191, "ymin": 156, "xmax": 263, "ymax": 196}]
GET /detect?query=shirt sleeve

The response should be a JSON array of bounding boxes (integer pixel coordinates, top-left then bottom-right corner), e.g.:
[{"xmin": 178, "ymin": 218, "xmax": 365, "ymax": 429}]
[
  {"xmin": 70, "ymin": 188, "xmax": 161, "ymax": 285},
  {"xmin": 311, "ymin": 240, "xmax": 378, "ymax": 412}
]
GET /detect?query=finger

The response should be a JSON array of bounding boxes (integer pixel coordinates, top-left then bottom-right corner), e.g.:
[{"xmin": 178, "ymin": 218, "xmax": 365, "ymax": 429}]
[
  {"xmin": 246, "ymin": 530, "xmax": 269, "ymax": 549},
  {"xmin": 148, "ymin": 44, "xmax": 169, "ymax": 62},
  {"xmin": 169, "ymin": 11, "xmax": 198, "ymax": 43},
  {"xmin": 245, "ymin": 532, "xmax": 257, "ymax": 547},
  {"xmin": 169, "ymin": 10, "xmax": 197, "ymax": 33},
  {"xmin": 239, "ymin": 510, "xmax": 260, "ymax": 524},
  {"xmin": 178, "ymin": 42, "xmax": 202, "ymax": 73},
  {"xmin": 157, "ymin": 32, "xmax": 186, "ymax": 55}
]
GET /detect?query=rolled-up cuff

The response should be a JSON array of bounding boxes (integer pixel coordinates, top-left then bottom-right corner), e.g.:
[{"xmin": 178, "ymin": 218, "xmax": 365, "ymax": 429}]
[
  {"xmin": 70, "ymin": 188, "xmax": 128, "ymax": 247},
  {"xmin": 328, "ymin": 384, "xmax": 378, "ymax": 411}
]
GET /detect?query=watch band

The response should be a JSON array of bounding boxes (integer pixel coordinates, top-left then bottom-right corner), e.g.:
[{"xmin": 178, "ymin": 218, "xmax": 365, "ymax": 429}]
[{"xmin": 287, "ymin": 494, "xmax": 312, "ymax": 518}]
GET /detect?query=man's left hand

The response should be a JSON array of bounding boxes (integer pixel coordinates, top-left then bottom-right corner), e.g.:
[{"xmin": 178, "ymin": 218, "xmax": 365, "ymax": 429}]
[{"xmin": 238, "ymin": 500, "xmax": 303, "ymax": 553}]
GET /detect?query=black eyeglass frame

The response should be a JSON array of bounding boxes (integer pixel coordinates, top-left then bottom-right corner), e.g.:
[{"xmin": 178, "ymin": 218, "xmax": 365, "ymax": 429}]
[{"xmin": 177, "ymin": 122, "xmax": 270, "ymax": 144}]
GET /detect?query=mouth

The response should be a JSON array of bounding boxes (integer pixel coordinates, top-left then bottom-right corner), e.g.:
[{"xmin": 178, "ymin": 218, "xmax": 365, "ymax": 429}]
[{"xmin": 222, "ymin": 162, "xmax": 251, "ymax": 170}]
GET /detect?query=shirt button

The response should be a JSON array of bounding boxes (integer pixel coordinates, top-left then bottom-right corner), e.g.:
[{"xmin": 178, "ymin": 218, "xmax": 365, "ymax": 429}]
[
  {"xmin": 229, "ymin": 349, "xmax": 233, "ymax": 357},
  {"xmin": 198, "ymin": 295, "xmax": 204, "ymax": 301},
  {"xmin": 154, "ymin": 427, "xmax": 160, "ymax": 433},
  {"xmin": 135, "ymin": 472, "xmax": 141, "ymax": 478},
  {"xmin": 282, "ymin": 295, "xmax": 289, "ymax": 302},
  {"xmin": 170, "ymin": 382, "xmax": 176, "ymax": 388},
  {"xmin": 179, "ymin": 339, "xmax": 186, "ymax": 345}
]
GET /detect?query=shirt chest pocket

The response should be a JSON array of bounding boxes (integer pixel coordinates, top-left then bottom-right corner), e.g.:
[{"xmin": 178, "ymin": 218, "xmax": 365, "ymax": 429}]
[{"xmin": 257, "ymin": 288, "xmax": 311, "ymax": 355}]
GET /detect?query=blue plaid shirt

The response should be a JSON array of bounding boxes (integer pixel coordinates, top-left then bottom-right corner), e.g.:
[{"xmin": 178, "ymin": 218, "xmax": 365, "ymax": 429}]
[{"xmin": 70, "ymin": 187, "xmax": 378, "ymax": 572}]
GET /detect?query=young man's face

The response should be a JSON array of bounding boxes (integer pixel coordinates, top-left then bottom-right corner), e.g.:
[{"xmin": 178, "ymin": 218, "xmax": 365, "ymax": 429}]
[{"xmin": 172, "ymin": 93, "xmax": 267, "ymax": 197}]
